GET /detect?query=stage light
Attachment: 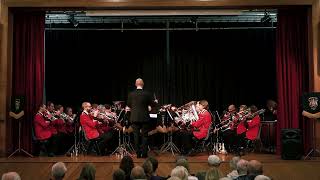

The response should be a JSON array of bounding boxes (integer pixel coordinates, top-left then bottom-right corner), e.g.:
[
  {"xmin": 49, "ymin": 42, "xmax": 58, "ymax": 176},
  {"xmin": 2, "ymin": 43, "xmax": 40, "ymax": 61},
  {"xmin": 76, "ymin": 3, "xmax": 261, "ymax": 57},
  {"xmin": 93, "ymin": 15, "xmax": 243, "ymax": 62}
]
[{"xmin": 68, "ymin": 14, "xmax": 79, "ymax": 27}]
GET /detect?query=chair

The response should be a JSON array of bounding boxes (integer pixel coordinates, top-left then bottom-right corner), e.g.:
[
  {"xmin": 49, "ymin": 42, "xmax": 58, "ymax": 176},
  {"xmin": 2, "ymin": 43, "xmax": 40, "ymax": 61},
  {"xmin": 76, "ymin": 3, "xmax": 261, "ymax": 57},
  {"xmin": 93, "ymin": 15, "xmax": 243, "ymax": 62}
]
[
  {"xmin": 31, "ymin": 126, "xmax": 50, "ymax": 156},
  {"xmin": 81, "ymin": 126, "xmax": 101, "ymax": 156},
  {"xmin": 191, "ymin": 123, "xmax": 214, "ymax": 154},
  {"xmin": 246, "ymin": 124, "xmax": 263, "ymax": 153}
]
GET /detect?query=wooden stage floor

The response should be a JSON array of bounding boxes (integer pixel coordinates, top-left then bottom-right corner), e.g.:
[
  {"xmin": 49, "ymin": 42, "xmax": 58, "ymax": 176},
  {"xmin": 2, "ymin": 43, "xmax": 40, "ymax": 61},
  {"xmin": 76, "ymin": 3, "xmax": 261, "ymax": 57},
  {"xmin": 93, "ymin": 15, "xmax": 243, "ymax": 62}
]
[{"xmin": 0, "ymin": 152, "xmax": 320, "ymax": 180}]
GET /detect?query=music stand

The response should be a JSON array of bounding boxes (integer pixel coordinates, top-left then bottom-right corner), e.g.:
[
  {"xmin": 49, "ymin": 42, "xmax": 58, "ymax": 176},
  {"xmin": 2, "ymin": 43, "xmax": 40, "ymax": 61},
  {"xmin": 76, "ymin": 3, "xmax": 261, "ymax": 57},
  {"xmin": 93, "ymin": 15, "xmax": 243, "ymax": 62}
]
[
  {"xmin": 302, "ymin": 92, "xmax": 320, "ymax": 160},
  {"xmin": 112, "ymin": 110, "xmax": 132, "ymax": 157},
  {"xmin": 8, "ymin": 97, "xmax": 33, "ymax": 158},
  {"xmin": 66, "ymin": 111, "xmax": 86, "ymax": 157},
  {"xmin": 160, "ymin": 109, "xmax": 180, "ymax": 156}
]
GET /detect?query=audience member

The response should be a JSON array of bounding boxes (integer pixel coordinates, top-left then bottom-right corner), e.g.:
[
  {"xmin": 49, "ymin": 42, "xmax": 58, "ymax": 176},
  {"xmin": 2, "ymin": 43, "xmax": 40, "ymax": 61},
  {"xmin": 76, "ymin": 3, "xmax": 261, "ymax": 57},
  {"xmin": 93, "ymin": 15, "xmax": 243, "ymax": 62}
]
[
  {"xmin": 77, "ymin": 163, "xmax": 96, "ymax": 180},
  {"xmin": 119, "ymin": 155, "xmax": 134, "ymax": 180},
  {"xmin": 171, "ymin": 166, "xmax": 189, "ymax": 180},
  {"xmin": 254, "ymin": 175, "xmax": 270, "ymax": 180},
  {"xmin": 227, "ymin": 156, "xmax": 240, "ymax": 179},
  {"xmin": 51, "ymin": 162, "xmax": 67, "ymax": 180},
  {"xmin": 176, "ymin": 158, "xmax": 198, "ymax": 180},
  {"xmin": 235, "ymin": 159, "xmax": 248, "ymax": 180},
  {"xmin": 1, "ymin": 172, "xmax": 21, "ymax": 180},
  {"xmin": 245, "ymin": 160, "xmax": 263, "ymax": 180},
  {"xmin": 142, "ymin": 160, "xmax": 153, "ymax": 180},
  {"xmin": 205, "ymin": 167, "xmax": 221, "ymax": 180},
  {"xmin": 113, "ymin": 169, "xmax": 126, "ymax": 180},
  {"xmin": 196, "ymin": 155, "xmax": 223, "ymax": 180},
  {"xmin": 146, "ymin": 156, "xmax": 165, "ymax": 180},
  {"xmin": 131, "ymin": 166, "xmax": 147, "ymax": 180}
]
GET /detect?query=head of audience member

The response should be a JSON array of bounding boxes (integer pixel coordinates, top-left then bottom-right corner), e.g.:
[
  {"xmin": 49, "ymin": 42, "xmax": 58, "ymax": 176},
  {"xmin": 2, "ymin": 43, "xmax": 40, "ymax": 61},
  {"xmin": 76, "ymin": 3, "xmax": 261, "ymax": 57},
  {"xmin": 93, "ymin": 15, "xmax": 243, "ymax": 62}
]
[
  {"xmin": 82, "ymin": 102, "xmax": 92, "ymax": 113},
  {"xmin": 176, "ymin": 158, "xmax": 190, "ymax": 173},
  {"xmin": 219, "ymin": 178, "xmax": 232, "ymax": 180},
  {"xmin": 236, "ymin": 159, "xmax": 249, "ymax": 176},
  {"xmin": 254, "ymin": 175, "xmax": 271, "ymax": 180},
  {"xmin": 130, "ymin": 166, "xmax": 146, "ymax": 180},
  {"xmin": 65, "ymin": 107, "xmax": 73, "ymax": 116},
  {"xmin": 51, "ymin": 162, "xmax": 67, "ymax": 180},
  {"xmin": 39, "ymin": 104, "xmax": 46, "ymax": 113},
  {"xmin": 166, "ymin": 177, "xmax": 181, "ymax": 180},
  {"xmin": 1, "ymin": 172, "xmax": 21, "ymax": 180},
  {"xmin": 135, "ymin": 78, "xmax": 144, "ymax": 89},
  {"xmin": 146, "ymin": 156, "xmax": 158, "ymax": 175},
  {"xmin": 208, "ymin": 155, "xmax": 221, "ymax": 168},
  {"xmin": 112, "ymin": 169, "xmax": 126, "ymax": 180},
  {"xmin": 77, "ymin": 163, "xmax": 96, "ymax": 180},
  {"xmin": 47, "ymin": 101, "xmax": 55, "ymax": 112},
  {"xmin": 247, "ymin": 160, "xmax": 263, "ymax": 176},
  {"xmin": 228, "ymin": 105, "xmax": 236, "ymax": 113},
  {"xmin": 171, "ymin": 166, "xmax": 188, "ymax": 180},
  {"xmin": 205, "ymin": 167, "xmax": 221, "ymax": 180},
  {"xmin": 239, "ymin": 105, "xmax": 248, "ymax": 112},
  {"xmin": 142, "ymin": 160, "xmax": 153, "ymax": 179},
  {"xmin": 229, "ymin": 156, "xmax": 241, "ymax": 170},
  {"xmin": 119, "ymin": 155, "xmax": 134, "ymax": 177}
]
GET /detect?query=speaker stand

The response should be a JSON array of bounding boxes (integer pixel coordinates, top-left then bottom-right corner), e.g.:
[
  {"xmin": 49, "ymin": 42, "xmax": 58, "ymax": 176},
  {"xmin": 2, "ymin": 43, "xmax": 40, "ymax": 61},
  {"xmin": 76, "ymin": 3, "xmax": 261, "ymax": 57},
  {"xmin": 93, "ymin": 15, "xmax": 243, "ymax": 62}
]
[{"xmin": 304, "ymin": 118, "xmax": 320, "ymax": 160}]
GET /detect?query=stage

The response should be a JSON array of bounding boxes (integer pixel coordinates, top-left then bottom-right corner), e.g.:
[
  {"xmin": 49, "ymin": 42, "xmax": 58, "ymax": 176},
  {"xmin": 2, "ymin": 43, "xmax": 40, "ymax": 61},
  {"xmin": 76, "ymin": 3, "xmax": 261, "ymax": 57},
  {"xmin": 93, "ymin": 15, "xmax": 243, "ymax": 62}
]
[{"xmin": 0, "ymin": 152, "xmax": 319, "ymax": 180}]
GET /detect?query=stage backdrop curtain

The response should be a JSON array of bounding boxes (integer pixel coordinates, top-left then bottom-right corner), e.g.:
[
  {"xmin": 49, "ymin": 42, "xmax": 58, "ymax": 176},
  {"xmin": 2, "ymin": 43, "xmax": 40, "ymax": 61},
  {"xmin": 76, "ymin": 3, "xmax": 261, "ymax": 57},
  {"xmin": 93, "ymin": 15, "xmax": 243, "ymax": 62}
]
[
  {"xmin": 7, "ymin": 12, "xmax": 45, "ymax": 154},
  {"xmin": 45, "ymin": 28, "xmax": 276, "ymax": 111},
  {"xmin": 276, "ymin": 8, "xmax": 310, "ymax": 154}
]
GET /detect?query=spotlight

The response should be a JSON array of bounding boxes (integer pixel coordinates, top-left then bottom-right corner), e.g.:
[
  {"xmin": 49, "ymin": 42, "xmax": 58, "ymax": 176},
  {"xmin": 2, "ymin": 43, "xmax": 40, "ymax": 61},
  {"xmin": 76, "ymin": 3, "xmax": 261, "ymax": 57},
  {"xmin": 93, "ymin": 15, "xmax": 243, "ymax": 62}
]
[{"xmin": 68, "ymin": 14, "xmax": 79, "ymax": 27}]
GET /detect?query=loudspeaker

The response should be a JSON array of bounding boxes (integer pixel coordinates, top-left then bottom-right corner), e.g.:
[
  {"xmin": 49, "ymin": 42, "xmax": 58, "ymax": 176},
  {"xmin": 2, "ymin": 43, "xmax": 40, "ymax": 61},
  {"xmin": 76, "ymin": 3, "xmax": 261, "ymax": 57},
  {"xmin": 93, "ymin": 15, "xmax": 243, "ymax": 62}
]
[{"xmin": 281, "ymin": 128, "xmax": 303, "ymax": 160}]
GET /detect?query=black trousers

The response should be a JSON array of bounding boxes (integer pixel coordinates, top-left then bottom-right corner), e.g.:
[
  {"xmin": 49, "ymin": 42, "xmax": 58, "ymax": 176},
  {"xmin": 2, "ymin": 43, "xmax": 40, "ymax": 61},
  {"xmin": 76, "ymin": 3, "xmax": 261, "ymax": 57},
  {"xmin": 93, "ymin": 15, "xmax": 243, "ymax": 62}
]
[
  {"xmin": 131, "ymin": 122, "xmax": 149, "ymax": 156},
  {"xmin": 221, "ymin": 129, "xmax": 236, "ymax": 152}
]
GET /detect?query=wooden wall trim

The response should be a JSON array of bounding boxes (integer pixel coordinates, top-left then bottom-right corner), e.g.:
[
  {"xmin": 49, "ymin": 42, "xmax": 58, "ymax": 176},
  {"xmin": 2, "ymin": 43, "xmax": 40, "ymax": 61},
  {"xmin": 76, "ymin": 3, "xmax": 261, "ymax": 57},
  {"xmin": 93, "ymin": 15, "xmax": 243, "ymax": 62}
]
[{"xmin": 4, "ymin": 0, "xmax": 314, "ymax": 8}]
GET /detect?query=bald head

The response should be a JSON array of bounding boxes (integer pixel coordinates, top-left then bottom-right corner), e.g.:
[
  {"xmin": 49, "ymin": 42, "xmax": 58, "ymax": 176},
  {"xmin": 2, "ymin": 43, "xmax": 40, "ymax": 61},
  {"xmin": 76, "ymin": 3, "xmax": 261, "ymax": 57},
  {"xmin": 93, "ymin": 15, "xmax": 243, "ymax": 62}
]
[
  {"xmin": 254, "ymin": 175, "xmax": 271, "ymax": 180},
  {"xmin": 1, "ymin": 172, "xmax": 21, "ymax": 180},
  {"xmin": 135, "ymin": 78, "xmax": 144, "ymax": 88},
  {"xmin": 248, "ymin": 160, "xmax": 263, "ymax": 175},
  {"xmin": 236, "ymin": 159, "xmax": 249, "ymax": 175},
  {"xmin": 52, "ymin": 162, "xmax": 67, "ymax": 180}
]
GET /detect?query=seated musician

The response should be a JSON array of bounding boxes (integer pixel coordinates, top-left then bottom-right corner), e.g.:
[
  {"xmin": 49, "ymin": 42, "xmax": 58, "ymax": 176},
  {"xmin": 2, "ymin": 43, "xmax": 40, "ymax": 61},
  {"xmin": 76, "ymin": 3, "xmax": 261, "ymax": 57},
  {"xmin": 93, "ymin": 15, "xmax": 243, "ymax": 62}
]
[
  {"xmin": 235, "ymin": 105, "xmax": 249, "ymax": 153},
  {"xmin": 56, "ymin": 105, "xmax": 75, "ymax": 154},
  {"xmin": 43, "ymin": 102, "xmax": 65, "ymax": 154},
  {"xmin": 65, "ymin": 107, "xmax": 76, "ymax": 135},
  {"xmin": 33, "ymin": 104, "xmax": 55, "ymax": 156},
  {"xmin": 80, "ymin": 102, "xmax": 111, "ymax": 156},
  {"xmin": 179, "ymin": 100, "xmax": 212, "ymax": 155},
  {"xmin": 215, "ymin": 104, "xmax": 239, "ymax": 153},
  {"xmin": 244, "ymin": 105, "xmax": 261, "ymax": 143}
]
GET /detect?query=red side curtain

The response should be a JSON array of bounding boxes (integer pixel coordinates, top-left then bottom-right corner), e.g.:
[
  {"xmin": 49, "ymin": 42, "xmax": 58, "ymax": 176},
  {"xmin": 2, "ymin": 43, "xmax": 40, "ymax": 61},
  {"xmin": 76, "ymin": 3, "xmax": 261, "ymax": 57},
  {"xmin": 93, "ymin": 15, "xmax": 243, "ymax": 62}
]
[
  {"xmin": 276, "ymin": 8, "xmax": 311, "ymax": 154},
  {"xmin": 7, "ymin": 12, "xmax": 45, "ymax": 154}
]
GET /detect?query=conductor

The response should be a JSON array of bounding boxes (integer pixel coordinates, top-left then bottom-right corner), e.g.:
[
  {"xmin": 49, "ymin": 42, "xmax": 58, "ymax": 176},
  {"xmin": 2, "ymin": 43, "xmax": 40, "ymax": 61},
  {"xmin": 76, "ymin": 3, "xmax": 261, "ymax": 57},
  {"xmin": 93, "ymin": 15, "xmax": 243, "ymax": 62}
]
[{"xmin": 127, "ymin": 78, "xmax": 153, "ymax": 158}]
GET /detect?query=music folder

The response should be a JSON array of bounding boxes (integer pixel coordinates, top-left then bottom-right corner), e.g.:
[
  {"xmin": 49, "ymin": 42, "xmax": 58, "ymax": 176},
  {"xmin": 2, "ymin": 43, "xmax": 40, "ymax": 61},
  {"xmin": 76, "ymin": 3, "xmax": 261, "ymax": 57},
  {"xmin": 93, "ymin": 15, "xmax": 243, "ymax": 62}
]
[{"xmin": 149, "ymin": 114, "xmax": 157, "ymax": 118}]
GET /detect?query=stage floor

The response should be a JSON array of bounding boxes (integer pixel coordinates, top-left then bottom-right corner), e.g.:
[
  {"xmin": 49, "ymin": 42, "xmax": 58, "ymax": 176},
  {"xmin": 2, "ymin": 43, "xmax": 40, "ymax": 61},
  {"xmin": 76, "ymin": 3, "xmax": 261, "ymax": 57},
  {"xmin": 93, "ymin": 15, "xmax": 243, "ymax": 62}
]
[{"xmin": 0, "ymin": 152, "xmax": 320, "ymax": 180}]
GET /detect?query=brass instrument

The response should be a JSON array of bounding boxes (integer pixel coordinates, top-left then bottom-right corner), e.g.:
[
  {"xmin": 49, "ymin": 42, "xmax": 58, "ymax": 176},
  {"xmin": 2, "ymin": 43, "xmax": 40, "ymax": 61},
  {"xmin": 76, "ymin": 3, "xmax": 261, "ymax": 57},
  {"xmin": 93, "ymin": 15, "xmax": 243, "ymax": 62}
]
[{"xmin": 44, "ymin": 110, "xmax": 58, "ymax": 121}]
